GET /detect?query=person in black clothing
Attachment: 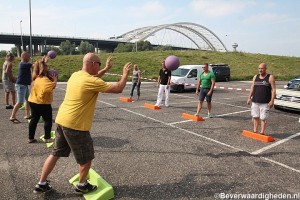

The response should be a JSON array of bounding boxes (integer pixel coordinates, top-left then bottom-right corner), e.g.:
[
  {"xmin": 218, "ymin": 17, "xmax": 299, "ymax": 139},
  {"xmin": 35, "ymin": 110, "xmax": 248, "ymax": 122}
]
[
  {"xmin": 247, "ymin": 63, "xmax": 276, "ymax": 135},
  {"xmin": 155, "ymin": 61, "xmax": 171, "ymax": 107}
]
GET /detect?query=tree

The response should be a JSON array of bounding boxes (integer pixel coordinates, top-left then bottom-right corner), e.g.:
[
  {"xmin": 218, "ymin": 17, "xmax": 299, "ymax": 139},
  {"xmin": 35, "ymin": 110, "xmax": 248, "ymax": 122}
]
[
  {"xmin": 114, "ymin": 43, "xmax": 134, "ymax": 53},
  {"xmin": 139, "ymin": 40, "xmax": 153, "ymax": 51},
  {"xmin": 59, "ymin": 40, "xmax": 76, "ymax": 55},
  {"xmin": 50, "ymin": 46, "xmax": 62, "ymax": 55},
  {"xmin": 114, "ymin": 41, "xmax": 153, "ymax": 52},
  {"xmin": 0, "ymin": 50, "xmax": 7, "ymax": 58},
  {"xmin": 10, "ymin": 47, "xmax": 18, "ymax": 56},
  {"xmin": 154, "ymin": 45, "xmax": 173, "ymax": 51},
  {"xmin": 78, "ymin": 41, "xmax": 94, "ymax": 54}
]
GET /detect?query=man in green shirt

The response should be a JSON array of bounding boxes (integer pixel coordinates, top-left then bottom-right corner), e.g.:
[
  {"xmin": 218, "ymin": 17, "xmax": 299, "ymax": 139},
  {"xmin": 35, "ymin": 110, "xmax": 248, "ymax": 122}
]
[{"xmin": 195, "ymin": 63, "xmax": 216, "ymax": 118}]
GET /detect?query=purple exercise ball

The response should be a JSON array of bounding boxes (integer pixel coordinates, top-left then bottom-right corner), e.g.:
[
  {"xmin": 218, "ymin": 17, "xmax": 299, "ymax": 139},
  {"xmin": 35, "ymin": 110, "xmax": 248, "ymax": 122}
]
[
  {"xmin": 47, "ymin": 50, "xmax": 57, "ymax": 59},
  {"xmin": 48, "ymin": 69, "xmax": 58, "ymax": 77},
  {"xmin": 165, "ymin": 55, "xmax": 180, "ymax": 71}
]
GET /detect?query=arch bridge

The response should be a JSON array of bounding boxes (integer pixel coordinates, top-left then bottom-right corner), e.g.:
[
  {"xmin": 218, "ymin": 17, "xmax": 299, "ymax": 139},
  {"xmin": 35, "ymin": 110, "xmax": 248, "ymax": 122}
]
[{"xmin": 117, "ymin": 22, "xmax": 227, "ymax": 52}]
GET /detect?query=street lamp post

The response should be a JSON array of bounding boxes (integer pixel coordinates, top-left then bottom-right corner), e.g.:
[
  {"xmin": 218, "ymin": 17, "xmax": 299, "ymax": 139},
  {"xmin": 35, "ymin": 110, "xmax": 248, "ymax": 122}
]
[
  {"xmin": 20, "ymin": 20, "xmax": 24, "ymax": 51},
  {"xmin": 29, "ymin": 0, "xmax": 33, "ymax": 60}
]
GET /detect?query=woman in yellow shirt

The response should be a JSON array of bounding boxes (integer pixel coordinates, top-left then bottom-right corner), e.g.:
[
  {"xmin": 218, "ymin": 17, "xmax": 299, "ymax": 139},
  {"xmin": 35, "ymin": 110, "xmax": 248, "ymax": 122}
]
[{"xmin": 28, "ymin": 56, "xmax": 57, "ymax": 143}]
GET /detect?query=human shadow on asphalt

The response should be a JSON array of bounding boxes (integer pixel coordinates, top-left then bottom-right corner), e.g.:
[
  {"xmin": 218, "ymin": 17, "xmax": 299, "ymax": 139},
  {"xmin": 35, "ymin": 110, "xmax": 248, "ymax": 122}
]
[
  {"xmin": 38, "ymin": 189, "xmax": 80, "ymax": 199},
  {"xmin": 206, "ymin": 151, "xmax": 253, "ymax": 158},
  {"xmin": 114, "ymin": 172, "xmax": 243, "ymax": 199},
  {"xmin": 93, "ymin": 136, "xmax": 129, "ymax": 148}
]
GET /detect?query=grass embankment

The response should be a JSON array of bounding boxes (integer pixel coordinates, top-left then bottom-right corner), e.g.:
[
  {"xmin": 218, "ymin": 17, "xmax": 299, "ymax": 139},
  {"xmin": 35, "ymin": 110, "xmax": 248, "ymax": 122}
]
[{"xmin": 1, "ymin": 50, "xmax": 300, "ymax": 82}]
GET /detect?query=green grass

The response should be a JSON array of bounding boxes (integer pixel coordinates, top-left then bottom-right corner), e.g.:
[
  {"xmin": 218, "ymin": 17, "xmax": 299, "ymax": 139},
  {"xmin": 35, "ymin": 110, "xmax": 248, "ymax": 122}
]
[{"xmin": 1, "ymin": 50, "xmax": 300, "ymax": 82}]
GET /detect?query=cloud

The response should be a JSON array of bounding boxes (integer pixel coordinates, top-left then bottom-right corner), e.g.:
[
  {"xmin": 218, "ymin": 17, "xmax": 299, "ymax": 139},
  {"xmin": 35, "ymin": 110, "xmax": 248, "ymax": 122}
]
[
  {"xmin": 129, "ymin": 1, "xmax": 165, "ymax": 18},
  {"xmin": 189, "ymin": 0, "xmax": 253, "ymax": 17},
  {"xmin": 242, "ymin": 13, "xmax": 288, "ymax": 25}
]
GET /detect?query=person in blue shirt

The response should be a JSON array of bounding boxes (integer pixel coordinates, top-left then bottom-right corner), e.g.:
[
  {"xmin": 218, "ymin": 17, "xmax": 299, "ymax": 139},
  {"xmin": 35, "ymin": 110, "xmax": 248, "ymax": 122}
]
[{"xmin": 10, "ymin": 52, "xmax": 32, "ymax": 123}]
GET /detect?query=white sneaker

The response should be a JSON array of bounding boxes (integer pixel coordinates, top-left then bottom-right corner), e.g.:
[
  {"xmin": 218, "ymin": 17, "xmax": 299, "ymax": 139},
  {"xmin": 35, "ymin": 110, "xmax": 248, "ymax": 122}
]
[
  {"xmin": 194, "ymin": 113, "xmax": 200, "ymax": 116},
  {"xmin": 208, "ymin": 113, "xmax": 214, "ymax": 118}
]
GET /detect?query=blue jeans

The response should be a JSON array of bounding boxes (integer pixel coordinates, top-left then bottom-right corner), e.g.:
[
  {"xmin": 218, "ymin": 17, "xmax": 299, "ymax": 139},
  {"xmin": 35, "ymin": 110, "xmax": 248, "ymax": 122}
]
[
  {"xmin": 15, "ymin": 84, "xmax": 29, "ymax": 103},
  {"xmin": 130, "ymin": 81, "xmax": 141, "ymax": 97}
]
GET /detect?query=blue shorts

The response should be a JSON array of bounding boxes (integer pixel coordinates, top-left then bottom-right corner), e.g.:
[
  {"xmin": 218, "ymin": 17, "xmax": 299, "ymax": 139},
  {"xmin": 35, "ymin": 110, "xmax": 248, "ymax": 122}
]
[
  {"xmin": 199, "ymin": 88, "xmax": 213, "ymax": 102},
  {"xmin": 15, "ymin": 84, "xmax": 29, "ymax": 103}
]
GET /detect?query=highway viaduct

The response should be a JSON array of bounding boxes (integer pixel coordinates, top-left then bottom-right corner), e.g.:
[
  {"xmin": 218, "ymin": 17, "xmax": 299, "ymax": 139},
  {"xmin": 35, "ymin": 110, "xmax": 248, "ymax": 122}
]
[{"xmin": 0, "ymin": 33, "xmax": 125, "ymax": 56}]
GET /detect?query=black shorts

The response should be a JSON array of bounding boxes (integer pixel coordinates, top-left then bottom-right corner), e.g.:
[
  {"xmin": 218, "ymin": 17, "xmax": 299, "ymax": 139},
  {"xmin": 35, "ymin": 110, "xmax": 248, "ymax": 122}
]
[
  {"xmin": 52, "ymin": 124, "xmax": 95, "ymax": 165},
  {"xmin": 199, "ymin": 88, "xmax": 213, "ymax": 102}
]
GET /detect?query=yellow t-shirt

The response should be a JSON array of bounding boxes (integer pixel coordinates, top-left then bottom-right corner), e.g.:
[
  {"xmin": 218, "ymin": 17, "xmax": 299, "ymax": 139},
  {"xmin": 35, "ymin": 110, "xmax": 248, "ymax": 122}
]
[
  {"xmin": 55, "ymin": 70, "xmax": 111, "ymax": 131},
  {"xmin": 28, "ymin": 76, "xmax": 56, "ymax": 104}
]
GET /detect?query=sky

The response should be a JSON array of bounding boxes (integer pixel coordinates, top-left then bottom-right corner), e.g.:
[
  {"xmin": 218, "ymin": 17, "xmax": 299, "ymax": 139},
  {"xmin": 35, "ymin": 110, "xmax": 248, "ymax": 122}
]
[{"xmin": 0, "ymin": 0, "xmax": 300, "ymax": 57}]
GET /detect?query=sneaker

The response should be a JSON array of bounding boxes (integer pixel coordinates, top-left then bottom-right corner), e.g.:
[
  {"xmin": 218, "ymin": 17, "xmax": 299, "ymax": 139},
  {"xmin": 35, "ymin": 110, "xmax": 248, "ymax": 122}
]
[
  {"xmin": 34, "ymin": 181, "xmax": 52, "ymax": 193},
  {"xmin": 28, "ymin": 139, "xmax": 37, "ymax": 143},
  {"xmin": 75, "ymin": 182, "xmax": 97, "ymax": 194},
  {"xmin": 6, "ymin": 105, "xmax": 13, "ymax": 109},
  {"xmin": 44, "ymin": 139, "xmax": 54, "ymax": 143},
  {"xmin": 194, "ymin": 113, "xmax": 200, "ymax": 116},
  {"xmin": 208, "ymin": 113, "xmax": 214, "ymax": 118}
]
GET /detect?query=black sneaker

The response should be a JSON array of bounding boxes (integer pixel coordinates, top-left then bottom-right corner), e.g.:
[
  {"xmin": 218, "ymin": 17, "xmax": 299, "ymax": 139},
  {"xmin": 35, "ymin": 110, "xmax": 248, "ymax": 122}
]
[
  {"xmin": 6, "ymin": 105, "xmax": 13, "ymax": 109},
  {"xmin": 75, "ymin": 182, "xmax": 97, "ymax": 194},
  {"xmin": 33, "ymin": 181, "xmax": 52, "ymax": 193}
]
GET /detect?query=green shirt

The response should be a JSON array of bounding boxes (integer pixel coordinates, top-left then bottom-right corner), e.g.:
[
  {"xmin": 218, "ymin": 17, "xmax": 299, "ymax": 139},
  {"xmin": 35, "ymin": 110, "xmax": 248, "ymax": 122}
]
[{"xmin": 199, "ymin": 71, "xmax": 216, "ymax": 89}]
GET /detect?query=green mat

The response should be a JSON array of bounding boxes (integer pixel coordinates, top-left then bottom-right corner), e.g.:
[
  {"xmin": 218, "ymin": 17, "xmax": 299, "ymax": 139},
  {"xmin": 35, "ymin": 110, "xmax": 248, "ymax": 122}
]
[{"xmin": 69, "ymin": 168, "xmax": 114, "ymax": 200}]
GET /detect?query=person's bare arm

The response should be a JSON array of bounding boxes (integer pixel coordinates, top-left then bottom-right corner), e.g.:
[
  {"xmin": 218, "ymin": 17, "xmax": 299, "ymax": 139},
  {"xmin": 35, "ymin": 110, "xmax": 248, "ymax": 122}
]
[
  {"xmin": 137, "ymin": 71, "xmax": 141, "ymax": 83},
  {"xmin": 166, "ymin": 75, "xmax": 171, "ymax": 89},
  {"xmin": 247, "ymin": 75, "xmax": 256, "ymax": 105},
  {"xmin": 268, "ymin": 75, "xmax": 276, "ymax": 108},
  {"xmin": 6, "ymin": 62, "xmax": 14, "ymax": 81},
  {"xmin": 104, "ymin": 62, "xmax": 132, "ymax": 93},
  {"xmin": 208, "ymin": 79, "xmax": 216, "ymax": 96},
  {"xmin": 196, "ymin": 79, "xmax": 201, "ymax": 95},
  {"xmin": 157, "ymin": 76, "xmax": 161, "ymax": 87},
  {"xmin": 95, "ymin": 56, "xmax": 113, "ymax": 78}
]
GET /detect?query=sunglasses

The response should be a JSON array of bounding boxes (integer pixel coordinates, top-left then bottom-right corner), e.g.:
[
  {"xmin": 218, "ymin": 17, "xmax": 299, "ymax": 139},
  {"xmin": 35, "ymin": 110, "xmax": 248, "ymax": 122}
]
[{"xmin": 92, "ymin": 61, "xmax": 101, "ymax": 66}]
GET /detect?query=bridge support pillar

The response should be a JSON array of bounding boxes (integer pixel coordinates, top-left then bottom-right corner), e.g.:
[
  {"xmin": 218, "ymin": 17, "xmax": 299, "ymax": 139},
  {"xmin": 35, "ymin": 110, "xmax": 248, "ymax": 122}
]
[
  {"xmin": 16, "ymin": 45, "xmax": 22, "ymax": 57},
  {"xmin": 34, "ymin": 44, "xmax": 39, "ymax": 54},
  {"xmin": 39, "ymin": 45, "xmax": 45, "ymax": 53}
]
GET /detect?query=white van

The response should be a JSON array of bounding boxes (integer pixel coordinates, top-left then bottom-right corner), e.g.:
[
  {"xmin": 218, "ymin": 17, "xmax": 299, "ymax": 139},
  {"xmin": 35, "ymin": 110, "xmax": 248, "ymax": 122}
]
[{"xmin": 170, "ymin": 65, "xmax": 213, "ymax": 92}]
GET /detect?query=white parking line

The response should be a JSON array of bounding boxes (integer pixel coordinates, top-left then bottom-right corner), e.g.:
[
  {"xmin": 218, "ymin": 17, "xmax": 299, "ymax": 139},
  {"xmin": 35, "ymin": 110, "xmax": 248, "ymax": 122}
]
[
  {"xmin": 56, "ymin": 86, "xmax": 300, "ymax": 175},
  {"xmin": 99, "ymin": 100, "xmax": 244, "ymax": 152},
  {"xmin": 213, "ymin": 100, "xmax": 250, "ymax": 109},
  {"xmin": 170, "ymin": 100, "xmax": 198, "ymax": 105},
  {"xmin": 215, "ymin": 110, "xmax": 251, "ymax": 117},
  {"xmin": 98, "ymin": 99, "xmax": 300, "ymax": 174},
  {"xmin": 262, "ymin": 157, "xmax": 300, "ymax": 173},
  {"xmin": 251, "ymin": 132, "xmax": 300, "ymax": 155},
  {"xmin": 168, "ymin": 110, "xmax": 250, "ymax": 125},
  {"xmin": 168, "ymin": 119, "xmax": 193, "ymax": 125}
]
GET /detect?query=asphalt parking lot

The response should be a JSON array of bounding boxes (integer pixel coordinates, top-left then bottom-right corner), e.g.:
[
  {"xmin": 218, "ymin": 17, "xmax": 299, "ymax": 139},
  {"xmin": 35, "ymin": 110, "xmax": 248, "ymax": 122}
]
[{"xmin": 1, "ymin": 81, "xmax": 299, "ymax": 200}]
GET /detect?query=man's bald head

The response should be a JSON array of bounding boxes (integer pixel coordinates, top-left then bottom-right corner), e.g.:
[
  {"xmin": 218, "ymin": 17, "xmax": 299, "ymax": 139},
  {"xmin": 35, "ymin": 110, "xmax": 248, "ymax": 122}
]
[
  {"xmin": 259, "ymin": 63, "xmax": 267, "ymax": 69},
  {"xmin": 83, "ymin": 53, "xmax": 99, "ymax": 64},
  {"xmin": 258, "ymin": 63, "xmax": 267, "ymax": 76},
  {"xmin": 82, "ymin": 53, "xmax": 101, "ymax": 75}
]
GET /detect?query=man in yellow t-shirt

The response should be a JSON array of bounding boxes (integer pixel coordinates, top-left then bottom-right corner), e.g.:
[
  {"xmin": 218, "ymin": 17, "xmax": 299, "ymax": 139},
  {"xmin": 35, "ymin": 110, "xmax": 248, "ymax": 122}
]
[{"xmin": 34, "ymin": 53, "xmax": 132, "ymax": 194}]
